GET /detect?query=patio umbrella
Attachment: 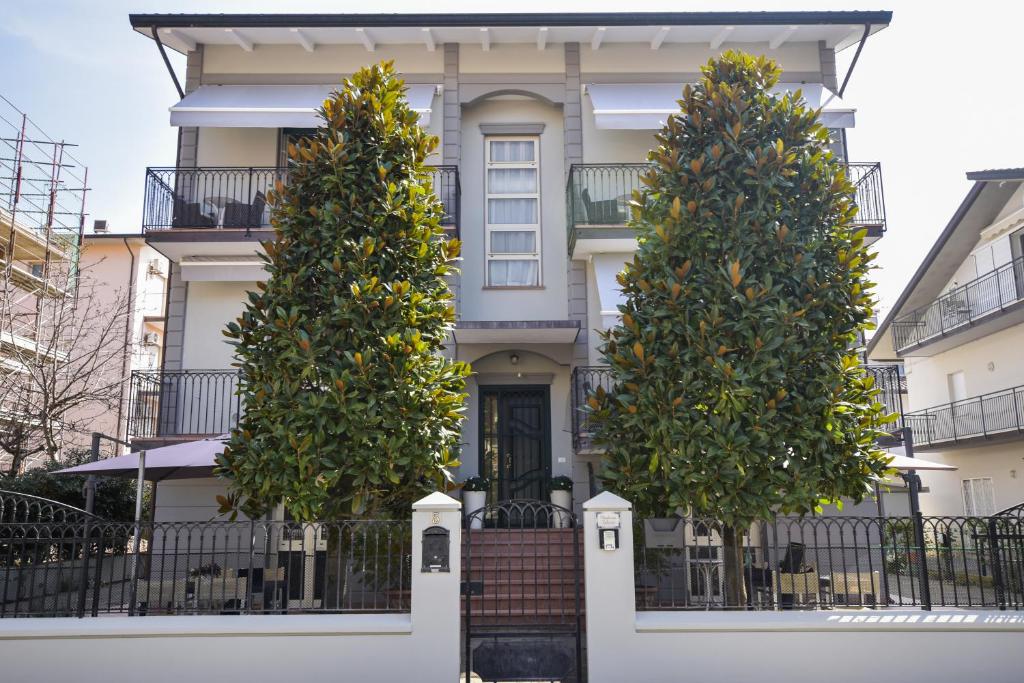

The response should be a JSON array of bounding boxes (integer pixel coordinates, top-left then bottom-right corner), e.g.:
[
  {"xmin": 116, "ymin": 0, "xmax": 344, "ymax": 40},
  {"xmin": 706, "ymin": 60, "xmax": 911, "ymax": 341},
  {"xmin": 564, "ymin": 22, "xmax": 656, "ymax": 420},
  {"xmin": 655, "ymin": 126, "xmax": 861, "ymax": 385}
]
[
  {"xmin": 53, "ymin": 436, "xmax": 227, "ymax": 482},
  {"xmin": 883, "ymin": 453, "xmax": 957, "ymax": 472}
]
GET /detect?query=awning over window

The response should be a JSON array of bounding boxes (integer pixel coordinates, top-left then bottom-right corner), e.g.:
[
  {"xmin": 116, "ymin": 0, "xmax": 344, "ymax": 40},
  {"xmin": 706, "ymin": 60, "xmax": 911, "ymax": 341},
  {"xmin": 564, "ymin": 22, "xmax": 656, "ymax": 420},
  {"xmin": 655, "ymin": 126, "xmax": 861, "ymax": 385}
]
[
  {"xmin": 169, "ymin": 84, "xmax": 439, "ymax": 128},
  {"xmin": 585, "ymin": 82, "xmax": 855, "ymax": 130}
]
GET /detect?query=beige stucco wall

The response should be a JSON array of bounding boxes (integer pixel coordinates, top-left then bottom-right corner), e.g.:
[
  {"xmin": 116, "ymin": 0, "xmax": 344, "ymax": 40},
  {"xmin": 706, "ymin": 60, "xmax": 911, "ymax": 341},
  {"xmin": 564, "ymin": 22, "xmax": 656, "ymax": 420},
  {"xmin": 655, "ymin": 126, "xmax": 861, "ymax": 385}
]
[
  {"xmin": 457, "ymin": 96, "xmax": 567, "ymax": 322},
  {"xmin": 201, "ymin": 44, "xmax": 444, "ymax": 77},
  {"xmin": 181, "ymin": 280, "xmax": 254, "ymax": 371},
  {"xmin": 579, "ymin": 42, "xmax": 821, "ymax": 75},
  {"xmin": 918, "ymin": 443, "xmax": 1024, "ymax": 516},
  {"xmin": 196, "ymin": 128, "xmax": 279, "ymax": 167},
  {"xmin": 459, "ymin": 44, "xmax": 565, "ymax": 74},
  {"xmin": 904, "ymin": 324, "xmax": 1024, "ymax": 411}
]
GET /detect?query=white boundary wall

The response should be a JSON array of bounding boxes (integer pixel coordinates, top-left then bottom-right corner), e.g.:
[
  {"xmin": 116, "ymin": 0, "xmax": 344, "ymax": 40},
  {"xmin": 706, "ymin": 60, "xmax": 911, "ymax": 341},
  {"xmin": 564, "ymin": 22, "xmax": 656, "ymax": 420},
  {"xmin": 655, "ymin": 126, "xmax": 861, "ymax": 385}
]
[
  {"xmin": 583, "ymin": 492, "xmax": 1024, "ymax": 683},
  {"xmin": 0, "ymin": 493, "xmax": 462, "ymax": 683}
]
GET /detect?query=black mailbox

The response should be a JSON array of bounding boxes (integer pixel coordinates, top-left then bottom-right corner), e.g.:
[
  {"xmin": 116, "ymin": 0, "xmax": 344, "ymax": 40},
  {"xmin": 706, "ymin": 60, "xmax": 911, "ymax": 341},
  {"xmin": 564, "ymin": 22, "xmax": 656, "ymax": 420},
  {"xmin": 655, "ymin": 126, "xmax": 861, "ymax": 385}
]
[{"xmin": 421, "ymin": 525, "xmax": 450, "ymax": 573}]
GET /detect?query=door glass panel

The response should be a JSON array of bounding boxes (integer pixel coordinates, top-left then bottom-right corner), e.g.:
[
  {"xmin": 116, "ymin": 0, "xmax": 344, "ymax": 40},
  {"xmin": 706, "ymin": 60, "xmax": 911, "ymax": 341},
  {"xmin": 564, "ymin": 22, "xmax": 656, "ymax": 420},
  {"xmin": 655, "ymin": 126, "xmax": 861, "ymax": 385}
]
[
  {"xmin": 490, "ymin": 231, "xmax": 537, "ymax": 254},
  {"xmin": 487, "ymin": 198, "xmax": 538, "ymax": 224},
  {"xmin": 489, "ymin": 140, "xmax": 535, "ymax": 162},
  {"xmin": 488, "ymin": 260, "xmax": 539, "ymax": 287},
  {"xmin": 487, "ymin": 168, "xmax": 537, "ymax": 193}
]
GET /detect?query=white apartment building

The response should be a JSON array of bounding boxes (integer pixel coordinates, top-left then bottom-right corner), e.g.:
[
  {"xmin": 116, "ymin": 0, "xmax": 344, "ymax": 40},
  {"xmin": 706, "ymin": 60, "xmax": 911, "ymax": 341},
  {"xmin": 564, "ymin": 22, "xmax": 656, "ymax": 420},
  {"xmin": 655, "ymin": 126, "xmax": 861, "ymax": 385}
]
[
  {"xmin": 125, "ymin": 11, "xmax": 892, "ymax": 515},
  {"xmin": 868, "ymin": 168, "xmax": 1024, "ymax": 516}
]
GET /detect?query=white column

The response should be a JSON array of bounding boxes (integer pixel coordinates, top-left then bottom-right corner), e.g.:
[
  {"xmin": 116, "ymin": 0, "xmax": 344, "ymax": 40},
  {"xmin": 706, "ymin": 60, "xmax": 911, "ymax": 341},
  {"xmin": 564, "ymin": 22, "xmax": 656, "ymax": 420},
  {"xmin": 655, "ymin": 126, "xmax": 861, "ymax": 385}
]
[
  {"xmin": 582, "ymin": 491, "xmax": 635, "ymax": 683},
  {"xmin": 411, "ymin": 491, "xmax": 462, "ymax": 683}
]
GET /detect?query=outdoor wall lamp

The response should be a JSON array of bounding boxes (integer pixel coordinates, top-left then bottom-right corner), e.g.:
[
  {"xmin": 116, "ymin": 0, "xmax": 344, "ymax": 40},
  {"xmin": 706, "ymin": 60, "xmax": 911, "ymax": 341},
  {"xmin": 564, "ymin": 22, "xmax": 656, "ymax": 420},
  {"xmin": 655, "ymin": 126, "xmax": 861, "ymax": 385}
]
[{"xmin": 510, "ymin": 353, "xmax": 520, "ymax": 365}]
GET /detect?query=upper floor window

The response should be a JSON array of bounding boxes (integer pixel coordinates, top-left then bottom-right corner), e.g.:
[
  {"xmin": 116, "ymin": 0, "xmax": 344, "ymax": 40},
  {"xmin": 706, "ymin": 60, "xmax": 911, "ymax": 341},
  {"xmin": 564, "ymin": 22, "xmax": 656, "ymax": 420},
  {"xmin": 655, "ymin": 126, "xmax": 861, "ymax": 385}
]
[
  {"xmin": 486, "ymin": 137, "xmax": 540, "ymax": 287},
  {"xmin": 962, "ymin": 477, "xmax": 995, "ymax": 517}
]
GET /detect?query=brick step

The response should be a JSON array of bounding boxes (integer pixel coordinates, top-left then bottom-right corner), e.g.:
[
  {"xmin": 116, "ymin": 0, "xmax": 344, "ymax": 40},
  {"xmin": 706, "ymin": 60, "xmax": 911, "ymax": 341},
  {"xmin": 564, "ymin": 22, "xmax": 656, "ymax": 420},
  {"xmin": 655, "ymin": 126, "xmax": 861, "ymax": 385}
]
[
  {"xmin": 463, "ymin": 548, "xmax": 583, "ymax": 561},
  {"xmin": 462, "ymin": 561, "xmax": 584, "ymax": 574},
  {"xmin": 463, "ymin": 529, "xmax": 582, "ymax": 542},
  {"xmin": 462, "ymin": 611, "xmax": 585, "ymax": 625},
  {"xmin": 464, "ymin": 594, "xmax": 581, "ymax": 609}
]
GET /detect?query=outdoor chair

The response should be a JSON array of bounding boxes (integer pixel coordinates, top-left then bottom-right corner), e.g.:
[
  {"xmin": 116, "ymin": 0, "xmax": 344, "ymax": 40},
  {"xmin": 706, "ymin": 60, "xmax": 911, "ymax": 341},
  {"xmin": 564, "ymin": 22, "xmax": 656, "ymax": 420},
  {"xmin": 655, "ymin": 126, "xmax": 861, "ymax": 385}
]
[
  {"xmin": 171, "ymin": 197, "xmax": 216, "ymax": 228},
  {"xmin": 777, "ymin": 542, "xmax": 819, "ymax": 608},
  {"xmin": 580, "ymin": 188, "xmax": 620, "ymax": 224},
  {"xmin": 828, "ymin": 571, "xmax": 882, "ymax": 607},
  {"xmin": 222, "ymin": 191, "xmax": 267, "ymax": 228}
]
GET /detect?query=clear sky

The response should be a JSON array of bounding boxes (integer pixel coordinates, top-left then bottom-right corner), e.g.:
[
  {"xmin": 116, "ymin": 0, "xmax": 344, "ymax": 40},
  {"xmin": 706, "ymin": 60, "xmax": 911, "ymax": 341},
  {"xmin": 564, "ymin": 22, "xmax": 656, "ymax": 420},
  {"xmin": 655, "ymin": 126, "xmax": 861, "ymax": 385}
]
[{"xmin": 3, "ymin": 1, "xmax": 1023, "ymax": 321}]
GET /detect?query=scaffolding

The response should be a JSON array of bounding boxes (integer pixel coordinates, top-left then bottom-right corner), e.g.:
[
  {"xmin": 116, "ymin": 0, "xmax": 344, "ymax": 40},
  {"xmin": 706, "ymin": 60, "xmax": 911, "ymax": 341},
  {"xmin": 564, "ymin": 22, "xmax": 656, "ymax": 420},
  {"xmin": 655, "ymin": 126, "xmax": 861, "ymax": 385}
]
[{"xmin": 0, "ymin": 93, "xmax": 88, "ymax": 470}]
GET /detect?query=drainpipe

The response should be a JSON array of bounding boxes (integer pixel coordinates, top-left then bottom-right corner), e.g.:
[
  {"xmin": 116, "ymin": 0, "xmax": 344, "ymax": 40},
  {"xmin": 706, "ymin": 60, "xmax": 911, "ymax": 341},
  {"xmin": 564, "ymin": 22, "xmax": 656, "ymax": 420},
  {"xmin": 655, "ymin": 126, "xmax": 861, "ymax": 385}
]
[
  {"xmin": 119, "ymin": 238, "xmax": 137, "ymax": 445},
  {"xmin": 838, "ymin": 24, "xmax": 872, "ymax": 98},
  {"xmin": 150, "ymin": 27, "xmax": 184, "ymax": 99}
]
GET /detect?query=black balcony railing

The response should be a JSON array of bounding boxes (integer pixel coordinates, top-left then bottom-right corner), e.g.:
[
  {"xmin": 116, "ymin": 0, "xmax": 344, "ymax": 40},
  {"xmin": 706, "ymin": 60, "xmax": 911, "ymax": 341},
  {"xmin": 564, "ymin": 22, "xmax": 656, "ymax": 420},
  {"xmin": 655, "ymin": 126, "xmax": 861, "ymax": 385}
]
[
  {"xmin": 892, "ymin": 257, "xmax": 1024, "ymax": 354},
  {"xmin": 905, "ymin": 383, "xmax": 1024, "ymax": 449},
  {"xmin": 566, "ymin": 161, "xmax": 886, "ymax": 251},
  {"xmin": 143, "ymin": 165, "xmax": 460, "ymax": 236},
  {"xmin": 128, "ymin": 369, "xmax": 242, "ymax": 439},
  {"xmin": 572, "ymin": 365, "xmax": 906, "ymax": 452}
]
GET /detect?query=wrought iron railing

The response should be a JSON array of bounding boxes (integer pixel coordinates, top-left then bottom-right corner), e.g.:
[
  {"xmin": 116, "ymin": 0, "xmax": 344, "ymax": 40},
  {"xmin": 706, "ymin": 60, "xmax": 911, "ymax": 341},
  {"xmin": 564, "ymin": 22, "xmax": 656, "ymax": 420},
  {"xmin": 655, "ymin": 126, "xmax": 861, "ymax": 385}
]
[
  {"xmin": 904, "ymin": 383, "xmax": 1024, "ymax": 449},
  {"xmin": 573, "ymin": 365, "xmax": 905, "ymax": 451},
  {"xmin": 143, "ymin": 165, "xmax": 460, "ymax": 235},
  {"xmin": 0, "ymin": 519, "xmax": 411, "ymax": 617},
  {"xmin": 0, "ymin": 490, "xmax": 100, "ymax": 525},
  {"xmin": 634, "ymin": 514, "xmax": 1024, "ymax": 611},
  {"xmin": 566, "ymin": 161, "xmax": 886, "ymax": 251},
  {"xmin": 127, "ymin": 369, "xmax": 242, "ymax": 439},
  {"xmin": 892, "ymin": 257, "xmax": 1024, "ymax": 353}
]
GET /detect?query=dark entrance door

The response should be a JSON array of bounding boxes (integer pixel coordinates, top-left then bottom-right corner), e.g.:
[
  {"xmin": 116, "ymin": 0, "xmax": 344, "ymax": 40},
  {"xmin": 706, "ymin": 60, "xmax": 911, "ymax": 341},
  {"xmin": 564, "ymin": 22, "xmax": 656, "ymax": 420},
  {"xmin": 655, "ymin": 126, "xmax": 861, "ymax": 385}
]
[{"xmin": 479, "ymin": 387, "xmax": 551, "ymax": 504}]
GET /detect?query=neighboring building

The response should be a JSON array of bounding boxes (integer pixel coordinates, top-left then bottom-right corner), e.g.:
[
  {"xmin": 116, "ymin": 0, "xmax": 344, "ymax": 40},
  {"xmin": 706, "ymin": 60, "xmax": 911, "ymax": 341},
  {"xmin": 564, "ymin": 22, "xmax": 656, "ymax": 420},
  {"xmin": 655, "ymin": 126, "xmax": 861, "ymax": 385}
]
[
  {"xmin": 0, "ymin": 94, "xmax": 87, "ymax": 473},
  {"xmin": 868, "ymin": 168, "xmax": 1024, "ymax": 516},
  {"xmin": 125, "ymin": 11, "xmax": 894, "ymax": 517},
  {"xmin": 65, "ymin": 228, "xmax": 168, "ymax": 452}
]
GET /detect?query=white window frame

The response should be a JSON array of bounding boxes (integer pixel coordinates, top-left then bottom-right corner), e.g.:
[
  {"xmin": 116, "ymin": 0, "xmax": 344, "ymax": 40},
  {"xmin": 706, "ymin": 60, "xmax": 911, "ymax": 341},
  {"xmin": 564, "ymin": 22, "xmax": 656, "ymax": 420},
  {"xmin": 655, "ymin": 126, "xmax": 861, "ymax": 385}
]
[
  {"xmin": 484, "ymin": 136, "xmax": 541, "ymax": 288},
  {"xmin": 962, "ymin": 477, "xmax": 995, "ymax": 517}
]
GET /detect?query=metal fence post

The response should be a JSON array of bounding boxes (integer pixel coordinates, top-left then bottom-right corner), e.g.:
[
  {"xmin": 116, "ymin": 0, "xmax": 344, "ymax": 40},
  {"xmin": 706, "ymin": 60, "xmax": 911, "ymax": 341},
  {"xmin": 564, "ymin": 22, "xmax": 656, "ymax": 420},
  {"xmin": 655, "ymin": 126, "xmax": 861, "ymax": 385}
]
[{"xmin": 987, "ymin": 517, "xmax": 1006, "ymax": 610}]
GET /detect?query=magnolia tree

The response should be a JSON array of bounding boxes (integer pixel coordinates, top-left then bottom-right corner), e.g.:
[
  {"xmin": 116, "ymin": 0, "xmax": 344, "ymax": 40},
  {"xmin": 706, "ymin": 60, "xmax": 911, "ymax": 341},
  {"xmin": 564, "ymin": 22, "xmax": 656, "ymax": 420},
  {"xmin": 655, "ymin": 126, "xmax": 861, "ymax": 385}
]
[
  {"xmin": 589, "ymin": 52, "xmax": 892, "ymax": 604},
  {"xmin": 219, "ymin": 63, "xmax": 469, "ymax": 522}
]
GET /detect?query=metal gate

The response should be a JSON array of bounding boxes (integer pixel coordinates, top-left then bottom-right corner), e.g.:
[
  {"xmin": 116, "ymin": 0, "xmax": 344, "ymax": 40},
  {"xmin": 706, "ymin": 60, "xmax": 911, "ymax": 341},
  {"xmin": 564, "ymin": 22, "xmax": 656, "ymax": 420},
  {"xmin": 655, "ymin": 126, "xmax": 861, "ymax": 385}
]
[{"xmin": 464, "ymin": 500, "xmax": 584, "ymax": 683}]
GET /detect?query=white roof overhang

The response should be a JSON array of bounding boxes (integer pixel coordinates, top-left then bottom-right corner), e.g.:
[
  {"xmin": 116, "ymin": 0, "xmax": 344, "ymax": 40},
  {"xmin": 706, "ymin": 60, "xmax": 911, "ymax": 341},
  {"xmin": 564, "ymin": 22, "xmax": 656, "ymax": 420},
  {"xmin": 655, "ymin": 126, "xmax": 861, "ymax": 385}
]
[
  {"xmin": 170, "ymin": 84, "xmax": 439, "ymax": 128},
  {"xmin": 586, "ymin": 82, "xmax": 855, "ymax": 130}
]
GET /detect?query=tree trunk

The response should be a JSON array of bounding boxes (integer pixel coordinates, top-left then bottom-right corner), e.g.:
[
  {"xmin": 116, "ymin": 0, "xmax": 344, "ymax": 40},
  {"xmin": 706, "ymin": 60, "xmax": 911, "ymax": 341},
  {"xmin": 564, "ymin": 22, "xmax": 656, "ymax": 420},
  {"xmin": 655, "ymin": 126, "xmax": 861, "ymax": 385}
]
[{"xmin": 722, "ymin": 524, "xmax": 747, "ymax": 608}]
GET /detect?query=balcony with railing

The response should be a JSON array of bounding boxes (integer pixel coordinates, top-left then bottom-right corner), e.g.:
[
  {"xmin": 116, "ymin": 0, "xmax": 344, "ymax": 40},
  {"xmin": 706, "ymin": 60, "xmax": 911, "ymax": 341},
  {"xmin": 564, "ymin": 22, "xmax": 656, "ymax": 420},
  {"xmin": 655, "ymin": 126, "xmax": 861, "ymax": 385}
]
[
  {"xmin": 891, "ymin": 257, "xmax": 1024, "ymax": 356},
  {"xmin": 142, "ymin": 165, "xmax": 460, "ymax": 237},
  {"xmin": 566, "ymin": 161, "xmax": 886, "ymax": 257},
  {"xmin": 905, "ymin": 383, "xmax": 1024, "ymax": 450},
  {"xmin": 127, "ymin": 369, "xmax": 242, "ymax": 441},
  {"xmin": 571, "ymin": 364, "xmax": 906, "ymax": 452}
]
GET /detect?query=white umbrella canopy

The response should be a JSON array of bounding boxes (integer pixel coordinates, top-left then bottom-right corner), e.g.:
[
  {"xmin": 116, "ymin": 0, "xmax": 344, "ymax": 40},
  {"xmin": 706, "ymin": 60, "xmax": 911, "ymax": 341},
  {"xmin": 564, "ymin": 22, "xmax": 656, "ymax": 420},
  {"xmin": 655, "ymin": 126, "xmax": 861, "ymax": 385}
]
[
  {"xmin": 883, "ymin": 454, "xmax": 957, "ymax": 472},
  {"xmin": 53, "ymin": 436, "xmax": 227, "ymax": 481}
]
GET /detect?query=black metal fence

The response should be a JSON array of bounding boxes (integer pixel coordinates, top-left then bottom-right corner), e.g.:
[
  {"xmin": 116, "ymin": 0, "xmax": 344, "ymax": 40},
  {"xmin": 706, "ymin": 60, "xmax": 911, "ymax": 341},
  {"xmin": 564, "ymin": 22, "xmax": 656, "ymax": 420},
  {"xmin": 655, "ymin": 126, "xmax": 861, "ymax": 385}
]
[
  {"xmin": 566, "ymin": 161, "xmax": 886, "ymax": 249},
  {"xmin": 892, "ymin": 256, "xmax": 1024, "ymax": 353},
  {"xmin": 1, "ymin": 518, "xmax": 411, "ymax": 617},
  {"xmin": 143, "ymin": 166, "xmax": 460, "ymax": 234},
  {"xmin": 634, "ymin": 514, "xmax": 1024, "ymax": 611},
  {"xmin": 128, "ymin": 369, "xmax": 242, "ymax": 439},
  {"xmin": 905, "ymin": 383, "xmax": 1024, "ymax": 449}
]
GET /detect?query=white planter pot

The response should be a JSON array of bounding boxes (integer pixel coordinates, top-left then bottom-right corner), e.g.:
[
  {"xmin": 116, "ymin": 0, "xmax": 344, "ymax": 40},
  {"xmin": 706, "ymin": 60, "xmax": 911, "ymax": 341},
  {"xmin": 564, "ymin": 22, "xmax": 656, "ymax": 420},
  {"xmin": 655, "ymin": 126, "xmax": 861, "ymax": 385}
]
[
  {"xmin": 464, "ymin": 491, "xmax": 487, "ymax": 529},
  {"xmin": 550, "ymin": 489, "xmax": 572, "ymax": 528}
]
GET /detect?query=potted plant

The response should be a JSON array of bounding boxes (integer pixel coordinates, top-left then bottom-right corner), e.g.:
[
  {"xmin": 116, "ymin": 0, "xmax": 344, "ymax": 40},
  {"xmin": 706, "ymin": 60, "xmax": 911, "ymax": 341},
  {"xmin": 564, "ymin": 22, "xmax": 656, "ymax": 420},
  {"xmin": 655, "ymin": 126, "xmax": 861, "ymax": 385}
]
[
  {"xmin": 548, "ymin": 476, "xmax": 574, "ymax": 528},
  {"xmin": 462, "ymin": 477, "xmax": 489, "ymax": 529}
]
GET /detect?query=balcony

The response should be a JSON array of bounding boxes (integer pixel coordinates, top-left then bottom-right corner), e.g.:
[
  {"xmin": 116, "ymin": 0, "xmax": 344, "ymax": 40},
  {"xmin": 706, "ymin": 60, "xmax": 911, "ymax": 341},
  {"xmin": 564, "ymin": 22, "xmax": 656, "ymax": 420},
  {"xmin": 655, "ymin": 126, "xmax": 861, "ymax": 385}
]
[
  {"xmin": 892, "ymin": 257, "xmax": 1024, "ymax": 356},
  {"xmin": 128, "ymin": 369, "xmax": 241, "ymax": 441},
  {"xmin": 143, "ymin": 165, "xmax": 460, "ymax": 237},
  {"xmin": 905, "ymin": 384, "xmax": 1024, "ymax": 450},
  {"xmin": 566, "ymin": 161, "xmax": 886, "ymax": 258},
  {"xmin": 571, "ymin": 364, "xmax": 906, "ymax": 452}
]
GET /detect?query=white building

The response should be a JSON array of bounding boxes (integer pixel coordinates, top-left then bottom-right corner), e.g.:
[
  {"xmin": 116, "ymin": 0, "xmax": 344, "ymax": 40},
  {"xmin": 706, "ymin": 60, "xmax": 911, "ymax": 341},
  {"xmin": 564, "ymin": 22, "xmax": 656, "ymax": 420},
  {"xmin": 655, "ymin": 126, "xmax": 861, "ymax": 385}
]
[
  {"xmin": 125, "ymin": 10, "xmax": 892, "ymax": 516},
  {"xmin": 868, "ymin": 168, "xmax": 1024, "ymax": 516}
]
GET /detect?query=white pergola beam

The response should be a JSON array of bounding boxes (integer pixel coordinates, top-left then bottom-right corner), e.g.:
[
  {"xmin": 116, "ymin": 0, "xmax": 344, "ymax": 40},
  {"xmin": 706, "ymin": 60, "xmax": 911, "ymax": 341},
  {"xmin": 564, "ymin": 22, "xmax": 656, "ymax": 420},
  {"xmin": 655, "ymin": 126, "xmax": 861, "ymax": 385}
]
[
  {"xmin": 769, "ymin": 25, "xmax": 799, "ymax": 50},
  {"xmin": 710, "ymin": 26, "xmax": 734, "ymax": 50},
  {"xmin": 161, "ymin": 28, "xmax": 195, "ymax": 52},
  {"xmin": 480, "ymin": 27, "xmax": 491, "ymax": 51},
  {"xmin": 224, "ymin": 28, "xmax": 253, "ymax": 52},
  {"xmin": 537, "ymin": 27, "xmax": 548, "ymax": 51},
  {"xmin": 422, "ymin": 28, "xmax": 436, "ymax": 52},
  {"xmin": 591, "ymin": 27, "xmax": 606, "ymax": 50},
  {"xmin": 356, "ymin": 28, "xmax": 375, "ymax": 52},
  {"xmin": 650, "ymin": 27, "xmax": 670, "ymax": 50},
  {"xmin": 290, "ymin": 28, "xmax": 315, "ymax": 52}
]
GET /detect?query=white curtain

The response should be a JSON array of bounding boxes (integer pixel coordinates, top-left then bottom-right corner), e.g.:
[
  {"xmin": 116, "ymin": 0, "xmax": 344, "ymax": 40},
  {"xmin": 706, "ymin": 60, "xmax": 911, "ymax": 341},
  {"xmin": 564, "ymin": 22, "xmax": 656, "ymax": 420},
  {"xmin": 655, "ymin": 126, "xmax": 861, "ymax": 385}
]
[
  {"xmin": 490, "ymin": 140, "xmax": 535, "ymax": 162},
  {"xmin": 487, "ymin": 168, "xmax": 537, "ymax": 193},
  {"xmin": 490, "ymin": 231, "xmax": 536, "ymax": 253},
  {"xmin": 488, "ymin": 260, "xmax": 539, "ymax": 287},
  {"xmin": 488, "ymin": 198, "xmax": 538, "ymax": 224}
]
